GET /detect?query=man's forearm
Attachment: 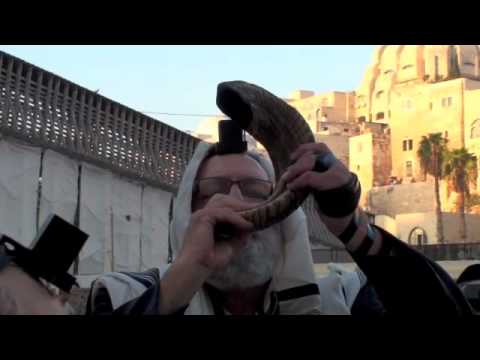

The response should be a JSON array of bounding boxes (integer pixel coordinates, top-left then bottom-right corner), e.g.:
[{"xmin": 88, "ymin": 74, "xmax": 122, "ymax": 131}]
[
  {"xmin": 317, "ymin": 211, "xmax": 354, "ymax": 238},
  {"xmin": 319, "ymin": 208, "xmax": 384, "ymax": 256}
]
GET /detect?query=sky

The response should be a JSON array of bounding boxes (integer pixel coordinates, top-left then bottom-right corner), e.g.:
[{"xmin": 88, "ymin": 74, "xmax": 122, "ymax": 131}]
[{"xmin": 0, "ymin": 45, "xmax": 377, "ymax": 132}]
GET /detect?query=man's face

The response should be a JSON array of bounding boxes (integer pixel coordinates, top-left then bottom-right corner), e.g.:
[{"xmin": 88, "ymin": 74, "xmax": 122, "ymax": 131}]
[
  {"xmin": 192, "ymin": 154, "xmax": 282, "ymax": 291},
  {"xmin": 0, "ymin": 265, "xmax": 68, "ymax": 315}
]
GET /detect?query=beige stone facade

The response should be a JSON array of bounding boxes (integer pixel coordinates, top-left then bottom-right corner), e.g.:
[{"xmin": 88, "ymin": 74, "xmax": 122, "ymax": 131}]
[{"xmin": 192, "ymin": 45, "xmax": 480, "ymax": 243}]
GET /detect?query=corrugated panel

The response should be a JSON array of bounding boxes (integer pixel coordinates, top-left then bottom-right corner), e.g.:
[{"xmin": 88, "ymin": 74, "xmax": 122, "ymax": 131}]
[
  {"xmin": 78, "ymin": 162, "xmax": 111, "ymax": 275},
  {"xmin": 111, "ymin": 175, "xmax": 142, "ymax": 272},
  {"xmin": 140, "ymin": 186, "xmax": 172, "ymax": 269},
  {"xmin": 38, "ymin": 150, "xmax": 78, "ymax": 227},
  {"xmin": 0, "ymin": 139, "xmax": 41, "ymax": 246}
]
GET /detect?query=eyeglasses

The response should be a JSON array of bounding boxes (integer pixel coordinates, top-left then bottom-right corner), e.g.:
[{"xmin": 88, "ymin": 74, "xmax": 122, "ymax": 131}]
[{"xmin": 193, "ymin": 177, "xmax": 273, "ymax": 205}]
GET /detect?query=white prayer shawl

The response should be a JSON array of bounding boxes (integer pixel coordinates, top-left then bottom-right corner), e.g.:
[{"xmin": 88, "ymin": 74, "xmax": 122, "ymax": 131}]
[
  {"xmin": 92, "ymin": 142, "xmax": 364, "ymax": 314},
  {"xmin": 316, "ymin": 263, "xmax": 366, "ymax": 315},
  {"xmin": 169, "ymin": 142, "xmax": 322, "ymax": 314}
]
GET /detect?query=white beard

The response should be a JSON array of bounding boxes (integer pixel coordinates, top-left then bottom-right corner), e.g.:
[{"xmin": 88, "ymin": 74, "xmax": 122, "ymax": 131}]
[{"xmin": 206, "ymin": 225, "xmax": 282, "ymax": 291}]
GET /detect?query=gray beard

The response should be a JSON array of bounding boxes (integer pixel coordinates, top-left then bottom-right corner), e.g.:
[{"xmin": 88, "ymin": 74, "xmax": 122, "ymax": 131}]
[{"xmin": 206, "ymin": 225, "xmax": 282, "ymax": 291}]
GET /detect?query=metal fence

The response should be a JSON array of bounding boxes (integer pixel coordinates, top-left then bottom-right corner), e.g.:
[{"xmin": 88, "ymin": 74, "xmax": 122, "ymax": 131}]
[
  {"xmin": 312, "ymin": 242, "xmax": 480, "ymax": 263},
  {"xmin": 0, "ymin": 51, "xmax": 200, "ymax": 193}
]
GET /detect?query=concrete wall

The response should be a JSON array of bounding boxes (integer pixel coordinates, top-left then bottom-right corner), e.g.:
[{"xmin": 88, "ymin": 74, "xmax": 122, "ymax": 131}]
[
  {"xmin": 373, "ymin": 211, "xmax": 480, "ymax": 245},
  {"xmin": 395, "ymin": 212, "xmax": 439, "ymax": 244},
  {"xmin": 0, "ymin": 137, "xmax": 173, "ymax": 287},
  {"xmin": 288, "ymin": 91, "xmax": 356, "ymax": 126},
  {"xmin": 372, "ymin": 132, "xmax": 392, "ymax": 187},
  {"xmin": 350, "ymin": 133, "xmax": 373, "ymax": 208},
  {"xmin": 389, "ymin": 79, "xmax": 466, "ymax": 180},
  {"xmin": 374, "ymin": 214, "xmax": 397, "ymax": 235},
  {"xmin": 367, "ymin": 181, "xmax": 436, "ymax": 217},
  {"xmin": 316, "ymin": 134, "xmax": 350, "ymax": 167},
  {"xmin": 443, "ymin": 212, "xmax": 480, "ymax": 244}
]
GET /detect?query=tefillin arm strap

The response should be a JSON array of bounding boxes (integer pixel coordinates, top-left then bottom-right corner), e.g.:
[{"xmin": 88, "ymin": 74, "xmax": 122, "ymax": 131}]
[{"xmin": 311, "ymin": 152, "xmax": 376, "ymax": 256}]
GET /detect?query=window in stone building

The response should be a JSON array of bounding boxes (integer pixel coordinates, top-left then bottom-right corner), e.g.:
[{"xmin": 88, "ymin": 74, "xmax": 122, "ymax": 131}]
[
  {"xmin": 434, "ymin": 56, "xmax": 440, "ymax": 80},
  {"xmin": 356, "ymin": 165, "xmax": 361, "ymax": 171},
  {"xmin": 388, "ymin": 110, "xmax": 391, "ymax": 118},
  {"xmin": 464, "ymin": 62, "xmax": 475, "ymax": 67},
  {"xmin": 406, "ymin": 161, "xmax": 413, "ymax": 177},
  {"xmin": 402, "ymin": 64, "xmax": 413, "ymax": 70},
  {"xmin": 376, "ymin": 112, "xmax": 385, "ymax": 120},
  {"xmin": 408, "ymin": 227, "xmax": 428, "ymax": 246},
  {"xmin": 402, "ymin": 139, "xmax": 413, "ymax": 151},
  {"xmin": 429, "ymin": 102, "xmax": 433, "ymax": 110},
  {"xmin": 403, "ymin": 99, "xmax": 413, "ymax": 110},
  {"xmin": 358, "ymin": 116, "xmax": 366, "ymax": 123},
  {"xmin": 442, "ymin": 97, "xmax": 453, "ymax": 108},
  {"xmin": 376, "ymin": 91, "xmax": 384, "ymax": 99},
  {"xmin": 471, "ymin": 119, "xmax": 480, "ymax": 139}
]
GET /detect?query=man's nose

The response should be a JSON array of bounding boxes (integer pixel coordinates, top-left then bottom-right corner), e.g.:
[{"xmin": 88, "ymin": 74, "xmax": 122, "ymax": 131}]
[{"xmin": 228, "ymin": 183, "xmax": 244, "ymax": 200}]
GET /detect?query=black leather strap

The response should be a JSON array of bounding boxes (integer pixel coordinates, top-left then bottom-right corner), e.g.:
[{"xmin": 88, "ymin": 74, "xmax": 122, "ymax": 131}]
[
  {"xmin": 354, "ymin": 235, "xmax": 374, "ymax": 257},
  {"xmin": 276, "ymin": 283, "xmax": 320, "ymax": 302},
  {"xmin": 338, "ymin": 214, "xmax": 358, "ymax": 245},
  {"xmin": 313, "ymin": 173, "xmax": 361, "ymax": 218}
]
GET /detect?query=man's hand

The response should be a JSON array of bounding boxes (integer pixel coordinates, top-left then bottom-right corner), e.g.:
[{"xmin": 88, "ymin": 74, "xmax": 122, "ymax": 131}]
[
  {"xmin": 283, "ymin": 143, "xmax": 351, "ymax": 193},
  {"xmin": 159, "ymin": 194, "xmax": 254, "ymax": 314},
  {"xmin": 180, "ymin": 194, "xmax": 254, "ymax": 271},
  {"xmin": 282, "ymin": 142, "xmax": 357, "ymax": 236}
]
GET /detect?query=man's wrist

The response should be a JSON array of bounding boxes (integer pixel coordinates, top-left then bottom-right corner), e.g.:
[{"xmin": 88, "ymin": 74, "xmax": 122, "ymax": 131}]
[{"xmin": 317, "ymin": 208, "xmax": 356, "ymax": 237}]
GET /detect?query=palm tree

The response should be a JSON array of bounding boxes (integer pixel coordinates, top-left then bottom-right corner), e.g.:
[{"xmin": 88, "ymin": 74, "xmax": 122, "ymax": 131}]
[
  {"xmin": 417, "ymin": 133, "xmax": 448, "ymax": 243},
  {"xmin": 443, "ymin": 148, "xmax": 477, "ymax": 242}
]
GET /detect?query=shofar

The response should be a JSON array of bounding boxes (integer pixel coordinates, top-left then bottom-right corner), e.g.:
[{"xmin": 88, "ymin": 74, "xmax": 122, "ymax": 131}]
[{"xmin": 216, "ymin": 80, "xmax": 315, "ymax": 230}]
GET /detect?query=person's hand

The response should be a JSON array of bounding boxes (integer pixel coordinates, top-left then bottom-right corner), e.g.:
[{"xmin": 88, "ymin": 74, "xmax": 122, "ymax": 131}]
[
  {"xmin": 282, "ymin": 142, "xmax": 357, "ymax": 236},
  {"xmin": 282, "ymin": 142, "xmax": 351, "ymax": 193},
  {"xmin": 158, "ymin": 195, "xmax": 254, "ymax": 314},
  {"xmin": 179, "ymin": 194, "xmax": 254, "ymax": 272}
]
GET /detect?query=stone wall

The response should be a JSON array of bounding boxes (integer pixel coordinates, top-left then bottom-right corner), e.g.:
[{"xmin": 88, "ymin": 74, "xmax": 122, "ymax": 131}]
[{"xmin": 367, "ymin": 181, "xmax": 436, "ymax": 217}]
